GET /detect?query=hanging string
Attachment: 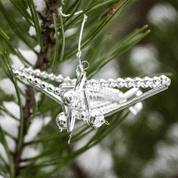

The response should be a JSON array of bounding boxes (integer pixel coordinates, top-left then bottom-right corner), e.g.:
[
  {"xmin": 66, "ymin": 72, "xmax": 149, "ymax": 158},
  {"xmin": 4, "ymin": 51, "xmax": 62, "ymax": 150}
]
[
  {"xmin": 62, "ymin": 0, "xmax": 65, "ymax": 5},
  {"xmin": 59, "ymin": 0, "xmax": 83, "ymax": 17},
  {"xmin": 59, "ymin": 0, "xmax": 88, "ymax": 68},
  {"xmin": 59, "ymin": 7, "xmax": 83, "ymax": 17},
  {"xmin": 77, "ymin": 14, "xmax": 88, "ymax": 65}
]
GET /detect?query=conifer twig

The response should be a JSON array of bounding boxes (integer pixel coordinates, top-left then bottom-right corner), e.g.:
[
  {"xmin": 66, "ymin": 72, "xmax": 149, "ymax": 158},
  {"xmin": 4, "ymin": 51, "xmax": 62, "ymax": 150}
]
[{"xmin": 12, "ymin": 1, "xmax": 61, "ymax": 176}]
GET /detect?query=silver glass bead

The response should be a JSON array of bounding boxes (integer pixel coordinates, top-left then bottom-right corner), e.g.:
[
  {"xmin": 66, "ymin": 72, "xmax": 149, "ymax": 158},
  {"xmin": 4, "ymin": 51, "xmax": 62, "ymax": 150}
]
[
  {"xmin": 19, "ymin": 66, "xmax": 24, "ymax": 71},
  {"xmin": 27, "ymin": 75, "xmax": 34, "ymax": 83},
  {"xmin": 153, "ymin": 76, "xmax": 161, "ymax": 88},
  {"xmin": 27, "ymin": 67, "xmax": 33, "ymax": 75},
  {"xmin": 125, "ymin": 77, "xmax": 133, "ymax": 88},
  {"xmin": 34, "ymin": 69, "xmax": 41, "ymax": 77},
  {"xmin": 13, "ymin": 70, "xmax": 20, "ymax": 76},
  {"xmin": 24, "ymin": 67, "xmax": 31, "ymax": 73},
  {"xmin": 20, "ymin": 73, "xmax": 27, "ymax": 80},
  {"xmin": 160, "ymin": 75, "xmax": 171, "ymax": 86},
  {"xmin": 33, "ymin": 78, "xmax": 40, "ymax": 85},
  {"xmin": 55, "ymin": 74, "xmax": 64, "ymax": 83},
  {"xmin": 54, "ymin": 87, "xmax": 61, "ymax": 96},
  {"xmin": 56, "ymin": 112, "xmax": 67, "ymax": 131},
  {"xmin": 47, "ymin": 84, "xmax": 55, "ymax": 92},
  {"xmin": 99, "ymin": 79, "xmax": 108, "ymax": 87},
  {"xmin": 12, "ymin": 64, "xmax": 16, "ymax": 69},
  {"xmin": 41, "ymin": 71, "xmax": 48, "ymax": 78},
  {"xmin": 48, "ymin": 73, "xmax": 55, "ymax": 80},
  {"xmin": 143, "ymin": 76, "xmax": 152, "ymax": 88},
  {"xmin": 64, "ymin": 77, "xmax": 71, "ymax": 85},
  {"xmin": 40, "ymin": 81, "xmax": 47, "ymax": 89},
  {"xmin": 108, "ymin": 78, "xmax": 116, "ymax": 87},
  {"xmin": 88, "ymin": 109, "xmax": 106, "ymax": 128},
  {"xmin": 90, "ymin": 79, "xmax": 99, "ymax": 87},
  {"xmin": 116, "ymin": 78, "xmax": 124, "ymax": 88},
  {"xmin": 134, "ymin": 77, "xmax": 142, "ymax": 88},
  {"xmin": 62, "ymin": 90, "xmax": 77, "ymax": 106}
]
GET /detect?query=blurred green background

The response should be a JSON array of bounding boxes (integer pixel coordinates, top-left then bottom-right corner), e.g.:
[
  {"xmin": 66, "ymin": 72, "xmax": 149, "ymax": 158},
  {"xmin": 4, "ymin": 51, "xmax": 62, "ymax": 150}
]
[{"xmin": 0, "ymin": 0, "xmax": 178, "ymax": 178}]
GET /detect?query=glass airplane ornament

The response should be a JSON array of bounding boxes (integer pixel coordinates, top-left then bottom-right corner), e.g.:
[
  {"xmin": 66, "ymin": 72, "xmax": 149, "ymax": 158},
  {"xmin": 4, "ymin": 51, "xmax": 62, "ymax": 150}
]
[{"xmin": 12, "ymin": 14, "xmax": 171, "ymax": 143}]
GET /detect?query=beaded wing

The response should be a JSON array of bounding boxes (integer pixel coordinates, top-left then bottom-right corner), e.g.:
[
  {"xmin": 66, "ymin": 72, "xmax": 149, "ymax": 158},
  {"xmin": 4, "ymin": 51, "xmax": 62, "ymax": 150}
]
[{"xmin": 12, "ymin": 64, "xmax": 171, "ymax": 142}]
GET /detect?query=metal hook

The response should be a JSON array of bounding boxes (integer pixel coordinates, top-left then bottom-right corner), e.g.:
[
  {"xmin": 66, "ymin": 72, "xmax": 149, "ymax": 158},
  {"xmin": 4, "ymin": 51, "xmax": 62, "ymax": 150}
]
[
  {"xmin": 82, "ymin": 61, "xmax": 89, "ymax": 70},
  {"xmin": 77, "ymin": 14, "xmax": 88, "ymax": 64}
]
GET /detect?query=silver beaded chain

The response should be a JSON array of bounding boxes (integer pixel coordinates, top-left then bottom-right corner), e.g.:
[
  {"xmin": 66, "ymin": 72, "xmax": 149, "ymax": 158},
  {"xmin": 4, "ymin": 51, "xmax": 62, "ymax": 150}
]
[
  {"xmin": 12, "ymin": 66, "xmax": 127, "ymax": 105},
  {"xmin": 12, "ymin": 65, "xmax": 76, "ymax": 84},
  {"xmin": 87, "ymin": 75, "xmax": 171, "ymax": 89},
  {"xmin": 12, "ymin": 65, "xmax": 171, "ymax": 89}
]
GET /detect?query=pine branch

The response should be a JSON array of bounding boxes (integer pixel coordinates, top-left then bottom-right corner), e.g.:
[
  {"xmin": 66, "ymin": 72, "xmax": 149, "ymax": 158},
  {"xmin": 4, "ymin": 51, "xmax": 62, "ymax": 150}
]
[
  {"xmin": 12, "ymin": 1, "xmax": 62, "ymax": 177},
  {"xmin": 0, "ymin": 0, "xmax": 153, "ymax": 177}
]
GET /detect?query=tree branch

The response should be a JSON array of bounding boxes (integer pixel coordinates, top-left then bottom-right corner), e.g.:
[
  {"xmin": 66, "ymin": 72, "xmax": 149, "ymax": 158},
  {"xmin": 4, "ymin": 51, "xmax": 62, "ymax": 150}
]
[{"xmin": 12, "ymin": 1, "xmax": 62, "ymax": 177}]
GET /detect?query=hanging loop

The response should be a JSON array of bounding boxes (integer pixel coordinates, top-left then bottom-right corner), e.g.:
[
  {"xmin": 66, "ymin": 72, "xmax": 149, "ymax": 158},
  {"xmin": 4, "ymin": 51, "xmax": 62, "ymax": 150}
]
[{"xmin": 82, "ymin": 61, "xmax": 89, "ymax": 70}]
